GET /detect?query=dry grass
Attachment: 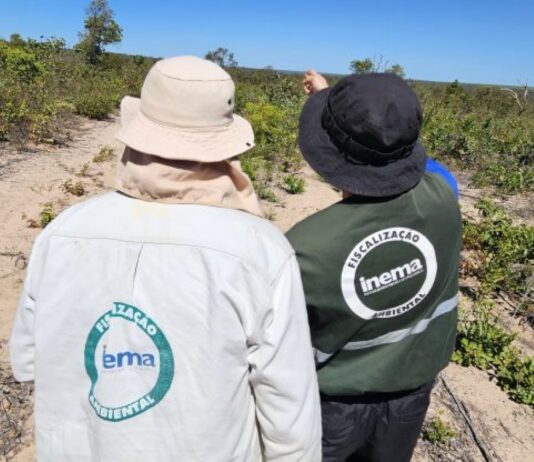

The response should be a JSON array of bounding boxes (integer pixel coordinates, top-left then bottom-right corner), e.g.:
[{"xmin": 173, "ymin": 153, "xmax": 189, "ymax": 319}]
[{"xmin": 92, "ymin": 145, "xmax": 115, "ymax": 164}]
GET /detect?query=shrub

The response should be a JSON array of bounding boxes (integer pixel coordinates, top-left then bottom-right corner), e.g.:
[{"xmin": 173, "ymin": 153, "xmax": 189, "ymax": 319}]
[
  {"xmin": 471, "ymin": 155, "xmax": 534, "ymax": 194},
  {"xmin": 0, "ymin": 43, "xmax": 44, "ymax": 83},
  {"xmin": 494, "ymin": 348, "xmax": 534, "ymax": 405},
  {"xmin": 243, "ymin": 101, "xmax": 288, "ymax": 146},
  {"xmin": 93, "ymin": 145, "xmax": 115, "ymax": 163},
  {"xmin": 39, "ymin": 202, "xmax": 56, "ymax": 228},
  {"xmin": 419, "ymin": 82, "xmax": 534, "ymax": 193},
  {"xmin": 61, "ymin": 179, "xmax": 86, "ymax": 196},
  {"xmin": 256, "ymin": 185, "xmax": 278, "ymax": 203},
  {"xmin": 1, "ymin": 35, "xmax": 533, "ymax": 199},
  {"xmin": 0, "ymin": 36, "xmax": 155, "ymax": 144},
  {"xmin": 422, "ymin": 415, "xmax": 458, "ymax": 445},
  {"xmin": 74, "ymin": 93, "xmax": 113, "ymax": 119},
  {"xmin": 238, "ymin": 85, "xmax": 302, "ymax": 176},
  {"xmin": 241, "ymin": 149, "xmax": 276, "ymax": 182},
  {"xmin": 463, "ymin": 199, "xmax": 534, "ymax": 308},
  {"xmin": 77, "ymin": 162, "xmax": 93, "ymax": 177},
  {"xmin": 452, "ymin": 301, "xmax": 515, "ymax": 369},
  {"xmin": 0, "ymin": 38, "xmax": 77, "ymax": 144},
  {"xmin": 282, "ymin": 174, "xmax": 306, "ymax": 194},
  {"xmin": 453, "ymin": 300, "xmax": 534, "ymax": 407}
]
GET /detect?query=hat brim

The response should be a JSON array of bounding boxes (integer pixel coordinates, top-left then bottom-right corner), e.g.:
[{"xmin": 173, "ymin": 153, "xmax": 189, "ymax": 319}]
[
  {"xmin": 116, "ymin": 97, "xmax": 255, "ymax": 162},
  {"xmin": 299, "ymin": 89, "xmax": 427, "ymax": 197}
]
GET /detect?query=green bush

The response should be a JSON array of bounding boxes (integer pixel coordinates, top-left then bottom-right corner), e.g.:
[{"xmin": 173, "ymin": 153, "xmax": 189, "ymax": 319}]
[
  {"xmin": 452, "ymin": 301, "xmax": 515, "ymax": 369},
  {"xmin": 0, "ymin": 36, "xmax": 155, "ymax": 143},
  {"xmin": 0, "ymin": 38, "xmax": 79, "ymax": 143},
  {"xmin": 471, "ymin": 155, "xmax": 534, "ymax": 194},
  {"xmin": 241, "ymin": 151, "xmax": 273, "ymax": 183},
  {"xmin": 419, "ymin": 82, "xmax": 534, "ymax": 193},
  {"xmin": 452, "ymin": 300, "xmax": 534, "ymax": 407},
  {"xmin": 74, "ymin": 92, "xmax": 114, "ymax": 119},
  {"xmin": 494, "ymin": 348, "xmax": 534, "ymax": 405},
  {"xmin": 282, "ymin": 174, "xmax": 306, "ymax": 194},
  {"xmin": 256, "ymin": 185, "xmax": 278, "ymax": 203},
  {"xmin": 463, "ymin": 199, "xmax": 534, "ymax": 304},
  {"xmin": 243, "ymin": 101, "xmax": 288, "ymax": 146},
  {"xmin": 39, "ymin": 202, "xmax": 56, "ymax": 228},
  {"xmin": 0, "ymin": 42, "xmax": 44, "ymax": 82},
  {"xmin": 422, "ymin": 415, "xmax": 458, "ymax": 445}
]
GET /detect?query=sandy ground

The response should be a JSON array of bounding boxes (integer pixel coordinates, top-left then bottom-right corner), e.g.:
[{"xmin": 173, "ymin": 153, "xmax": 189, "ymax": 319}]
[{"xmin": 0, "ymin": 117, "xmax": 532, "ymax": 461}]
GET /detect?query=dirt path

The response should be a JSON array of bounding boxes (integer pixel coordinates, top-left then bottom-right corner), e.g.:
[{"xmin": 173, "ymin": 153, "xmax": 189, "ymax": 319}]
[{"xmin": 0, "ymin": 118, "xmax": 532, "ymax": 461}]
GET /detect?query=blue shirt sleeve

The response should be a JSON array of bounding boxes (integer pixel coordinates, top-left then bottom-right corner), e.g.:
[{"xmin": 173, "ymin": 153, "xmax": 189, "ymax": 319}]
[{"xmin": 425, "ymin": 158, "xmax": 459, "ymax": 198}]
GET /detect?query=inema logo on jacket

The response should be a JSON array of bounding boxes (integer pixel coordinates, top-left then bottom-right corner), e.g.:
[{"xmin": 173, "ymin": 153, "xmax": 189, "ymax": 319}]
[
  {"xmin": 359, "ymin": 258, "xmax": 424, "ymax": 295},
  {"xmin": 102, "ymin": 346, "xmax": 156, "ymax": 370}
]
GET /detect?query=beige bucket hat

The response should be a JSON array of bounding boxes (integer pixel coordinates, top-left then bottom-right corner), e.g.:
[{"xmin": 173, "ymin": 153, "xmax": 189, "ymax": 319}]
[{"xmin": 116, "ymin": 56, "xmax": 254, "ymax": 161}]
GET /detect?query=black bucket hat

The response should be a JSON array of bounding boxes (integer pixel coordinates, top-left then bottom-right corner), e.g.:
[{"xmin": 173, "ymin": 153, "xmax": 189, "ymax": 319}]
[{"xmin": 299, "ymin": 73, "xmax": 427, "ymax": 197}]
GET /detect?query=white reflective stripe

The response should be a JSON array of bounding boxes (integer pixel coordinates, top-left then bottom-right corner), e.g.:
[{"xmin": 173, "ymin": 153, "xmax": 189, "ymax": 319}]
[
  {"xmin": 343, "ymin": 295, "xmax": 458, "ymax": 351},
  {"xmin": 314, "ymin": 349, "xmax": 334, "ymax": 364},
  {"xmin": 315, "ymin": 295, "xmax": 458, "ymax": 364}
]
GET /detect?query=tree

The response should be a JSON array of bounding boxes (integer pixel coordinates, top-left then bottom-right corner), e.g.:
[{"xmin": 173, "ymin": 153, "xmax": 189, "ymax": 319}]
[
  {"xmin": 9, "ymin": 33, "xmax": 26, "ymax": 47},
  {"xmin": 76, "ymin": 0, "xmax": 123, "ymax": 64},
  {"xmin": 350, "ymin": 57, "xmax": 405, "ymax": 79},
  {"xmin": 349, "ymin": 58, "xmax": 374, "ymax": 74},
  {"xmin": 385, "ymin": 64, "xmax": 406, "ymax": 79},
  {"xmin": 501, "ymin": 81, "xmax": 530, "ymax": 113},
  {"xmin": 447, "ymin": 80, "xmax": 465, "ymax": 96},
  {"xmin": 204, "ymin": 47, "xmax": 238, "ymax": 67}
]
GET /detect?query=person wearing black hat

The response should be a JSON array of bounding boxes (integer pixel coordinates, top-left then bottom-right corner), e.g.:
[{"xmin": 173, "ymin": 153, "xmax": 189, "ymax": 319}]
[{"xmin": 286, "ymin": 70, "xmax": 462, "ymax": 462}]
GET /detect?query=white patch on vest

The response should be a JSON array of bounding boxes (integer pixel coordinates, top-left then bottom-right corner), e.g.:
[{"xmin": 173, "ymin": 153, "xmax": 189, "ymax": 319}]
[{"xmin": 341, "ymin": 227, "xmax": 437, "ymax": 320}]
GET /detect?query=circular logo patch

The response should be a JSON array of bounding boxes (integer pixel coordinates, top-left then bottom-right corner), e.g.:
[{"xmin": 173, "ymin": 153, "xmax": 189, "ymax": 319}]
[
  {"xmin": 341, "ymin": 227, "xmax": 437, "ymax": 319},
  {"xmin": 84, "ymin": 302, "xmax": 174, "ymax": 422}
]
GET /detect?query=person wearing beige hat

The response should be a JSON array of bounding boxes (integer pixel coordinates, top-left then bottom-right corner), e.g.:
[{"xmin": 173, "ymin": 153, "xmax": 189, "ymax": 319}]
[{"xmin": 10, "ymin": 56, "xmax": 321, "ymax": 461}]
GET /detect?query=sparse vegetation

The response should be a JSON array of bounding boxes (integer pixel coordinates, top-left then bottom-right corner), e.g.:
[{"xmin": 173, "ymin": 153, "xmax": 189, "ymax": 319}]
[
  {"xmin": 74, "ymin": 93, "xmax": 114, "ymax": 120},
  {"xmin": 282, "ymin": 174, "xmax": 306, "ymax": 194},
  {"xmin": 264, "ymin": 207, "xmax": 276, "ymax": 221},
  {"xmin": 0, "ymin": 34, "xmax": 154, "ymax": 144},
  {"xmin": 462, "ymin": 199, "xmax": 533, "ymax": 319},
  {"xmin": 422, "ymin": 414, "xmax": 458, "ymax": 445},
  {"xmin": 419, "ymin": 82, "xmax": 534, "ymax": 193},
  {"xmin": 78, "ymin": 162, "xmax": 92, "ymax": 177},
  {"xmin": 232, "ymin": 72, "xmax": 304, "ymax": 194},
  {"xmin": 453, "ymin": 300, "xmax": 534, "ymax": 407},
  {"xmin": 61, "ymin": 179, "xmax": 86, "ymax": 196},
  {"xmin": 256, "ymin": 185, "xmax": 278, "ymax": 203},
  {"xmin": 452, "ymin": 301, "xmax": 515, "ymax": 369},
  {"xmin": 39, "ymin": 202, "xmax": 56, "ymax": 228},
  {"xmin": 471, "ymin": 156, "xmax": 534, "ymax": 194},
  {"xmin": 92, "ymin": 145, "xmax": 115, "ymax": 163},
  {"xmin": 1, "ymin": 32, "xmax": 532, "ymax": 198}
]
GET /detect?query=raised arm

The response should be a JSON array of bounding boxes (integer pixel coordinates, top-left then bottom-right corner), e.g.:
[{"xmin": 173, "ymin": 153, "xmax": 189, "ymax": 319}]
[{"xmin": 303, "ymin": 69, "xmax": 329, "ymax": 95}]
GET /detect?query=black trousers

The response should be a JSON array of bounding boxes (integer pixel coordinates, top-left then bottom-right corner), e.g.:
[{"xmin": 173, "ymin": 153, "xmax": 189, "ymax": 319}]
[{"xmin": 321, "ymin": 381, "xmax": 433, "ymax": 462}]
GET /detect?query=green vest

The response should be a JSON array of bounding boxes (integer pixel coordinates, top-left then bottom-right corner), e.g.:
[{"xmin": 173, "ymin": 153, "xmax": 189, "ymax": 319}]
[{"xmin": 287, "ymin": 173, "xmax": 462, "ymax": 395}]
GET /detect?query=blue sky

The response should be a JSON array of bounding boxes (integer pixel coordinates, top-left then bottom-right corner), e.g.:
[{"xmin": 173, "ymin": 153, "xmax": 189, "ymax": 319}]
[{"xmin": 1, "ymin": 0, "xmax": 533, "ymax": 85}]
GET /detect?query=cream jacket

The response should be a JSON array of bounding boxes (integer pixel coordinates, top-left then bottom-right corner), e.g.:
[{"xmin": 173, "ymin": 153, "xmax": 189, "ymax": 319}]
[{"xmin": 10, "ymin": 192, "xmax": 321, "ymax": 462}]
